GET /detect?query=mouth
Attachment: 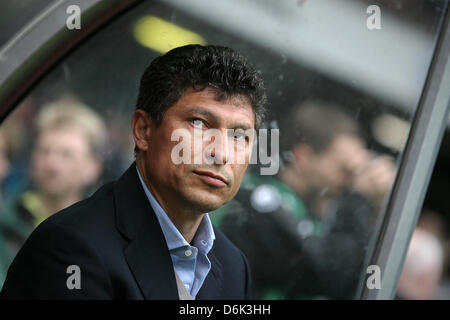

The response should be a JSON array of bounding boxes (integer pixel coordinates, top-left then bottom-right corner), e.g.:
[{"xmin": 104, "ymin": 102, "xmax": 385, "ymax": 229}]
[{"xmin": 193, "ymin": 170, "xmax": 228, "ymax": 187}]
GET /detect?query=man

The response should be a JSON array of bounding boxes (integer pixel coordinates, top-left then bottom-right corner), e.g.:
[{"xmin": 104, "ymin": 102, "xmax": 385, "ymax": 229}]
[
  {"xmin": 278, "ymin": 100, "xmax": 394, "ymax": 215},
  {"xmin": 396, "ymin": 227, "xmax": 444, "ymax": 300},
  {"xmin": 1, "ymin": 44, "xmax": 267, "ymax": 299},
  {"xmin": 216, "ymin": 100, "xmax": 395, "ymax": 299},
  {"xmin": 0, "ymin": 98, "xmax": 105, "ymax": 289}
]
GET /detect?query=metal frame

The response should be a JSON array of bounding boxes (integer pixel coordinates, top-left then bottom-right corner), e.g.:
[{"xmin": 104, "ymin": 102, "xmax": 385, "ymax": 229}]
[
  {"xmin": 0, "ymin": 0, "xmax": 140, "ymax": 122},
  {"xmin": 362, "ymin": 2, "xmax": 450, "ymax": 300}
]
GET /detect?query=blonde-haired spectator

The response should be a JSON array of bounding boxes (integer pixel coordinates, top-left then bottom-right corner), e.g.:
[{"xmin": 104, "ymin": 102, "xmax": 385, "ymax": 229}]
[
  {"xmin": 36, "ymin": 96, "xmax": 106, "ymax": 160},
  {"xmin": 27, "ymin": 97, "xmax": 106, "ymax": 225},
  {"xmin": 0, "ymin": 97, "xmax": 106, "ymax": 287}
]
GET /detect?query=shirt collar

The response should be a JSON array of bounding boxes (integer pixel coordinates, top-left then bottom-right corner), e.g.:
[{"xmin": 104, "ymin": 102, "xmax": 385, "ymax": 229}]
[{"xmin": 136, "ymin": 166, "xmax": 215, "ymax": 253}]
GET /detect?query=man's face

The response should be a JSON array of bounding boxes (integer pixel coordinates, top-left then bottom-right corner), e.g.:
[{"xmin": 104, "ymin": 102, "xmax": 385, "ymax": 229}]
[
  {"xmin": 135, "ymin": 87, "xmax": 255, "ymax": 213},
  {"xmin": 32, "ymin": 126, "xmax": 100, "ymax": 198},
  {"xmin": 311, "ymin": 134, "xmax": 367, "ymax": 196}
]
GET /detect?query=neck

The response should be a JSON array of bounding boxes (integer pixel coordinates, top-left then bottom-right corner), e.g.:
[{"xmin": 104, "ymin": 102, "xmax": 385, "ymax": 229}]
[
  {"xmin": 166, "ymin": 210, "xmax": 203, "ymax": 244},
  {"xmin": 136, "ymin": 159, "xmax": 203, "ymax": 244}
]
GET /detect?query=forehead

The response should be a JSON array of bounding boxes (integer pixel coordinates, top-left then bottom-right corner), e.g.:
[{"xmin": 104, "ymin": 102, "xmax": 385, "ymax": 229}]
[
  {"xmin": 166, "ymin": 87, "xmax": 255, "ymax": 127},
  {"xmin": 325, "ymin": 134, "xmax": 364, "ymax": 159},
  {"xmin": 38, "ymin": 126, "xmax": 90, "ymax": 147}
]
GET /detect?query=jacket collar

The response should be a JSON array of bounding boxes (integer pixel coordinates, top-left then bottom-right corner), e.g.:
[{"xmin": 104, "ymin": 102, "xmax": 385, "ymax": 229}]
[
  {"xmin": 113, "ymin": 162, "xmax": 178, "ymax": 299},
  {"xmin": 113, "ymin": 162, "xmax": 223, "ymax": 299}
]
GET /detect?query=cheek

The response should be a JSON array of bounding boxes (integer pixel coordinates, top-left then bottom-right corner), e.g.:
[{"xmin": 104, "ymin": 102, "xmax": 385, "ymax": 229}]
[
  {"xmin": 149, "ymin": 134, "xmax": 191, "ymax": 182},
  {"xmin": 230, "ymin": 164, "xmax": 248, "ymax": 191},
  {"xmin": 36, "ymin": 155, "xmax": 60, "ymax": 175},
  {"xmin": 325, "ymin": 163, "xmax": 341, "ymax": 182},
  {"xmin": 152, "ymin": 131, "xmax": 177, "ymax": 164},
  {"xmin": 232, "ymin": 142, "xmax": 253, "ymax": 164},
  {"xmin": 63, "ymin": 152, "xmax": 83, "ymax": 169},
  {"xmin": 316, "ymin": 159, "xmax": 335, "ymax": 183}
]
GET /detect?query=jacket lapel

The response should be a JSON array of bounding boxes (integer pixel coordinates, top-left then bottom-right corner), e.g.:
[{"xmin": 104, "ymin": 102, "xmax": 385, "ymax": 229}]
[
  {"xmin": 114, "ymin": 163, "xmax": 178, "ymax": 300},
  {"xmin": 196, "ymin": 249, "xmax": 223, "ymax": 299}
]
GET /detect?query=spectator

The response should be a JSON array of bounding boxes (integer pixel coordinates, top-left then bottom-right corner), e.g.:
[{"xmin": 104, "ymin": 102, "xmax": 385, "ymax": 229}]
[
  {"xmin": 396, "ymin": 228, "xmax": 444, "ymax": 300},
  {"xmin": 1, "ymin": 44, "xmax": 266, "ymax": 299},
  {"xmin": 0, "ymin": 97, "xmax": 106, "ymax": 287},
  {"xmin": 216, "ymin": 100, "xmax": 395, "ymax": 299}
]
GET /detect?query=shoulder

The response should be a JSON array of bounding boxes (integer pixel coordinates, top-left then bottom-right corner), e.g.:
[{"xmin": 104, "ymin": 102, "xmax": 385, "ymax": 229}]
[
  {"xmin": 212, "ymin": 226, "xmax": 243, "ymax": 256},
  {"xmin": 210, "ymin": 226, "xmax": 251, "ymax": 299},
  {"xmin": 211, "ymin": 226, "xmax": 250, "ymax": 275}
]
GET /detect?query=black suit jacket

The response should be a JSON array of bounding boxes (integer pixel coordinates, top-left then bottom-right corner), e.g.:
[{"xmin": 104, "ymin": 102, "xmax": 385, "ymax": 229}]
[{"xmin": 0, "ymin": 163, "xmax": 251, "ymax": 299}]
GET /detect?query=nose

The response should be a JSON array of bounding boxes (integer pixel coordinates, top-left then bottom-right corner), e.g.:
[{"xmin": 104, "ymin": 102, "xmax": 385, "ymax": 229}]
[{"xmin": 205, "ymin": 129, "xmax": 230, "ymax": 165}]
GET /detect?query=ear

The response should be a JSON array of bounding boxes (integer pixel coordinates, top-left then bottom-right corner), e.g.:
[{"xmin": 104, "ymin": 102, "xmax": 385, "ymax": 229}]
[{"xmin": 132, "ymin": 110, "xmax": 152, "ymax": 152}]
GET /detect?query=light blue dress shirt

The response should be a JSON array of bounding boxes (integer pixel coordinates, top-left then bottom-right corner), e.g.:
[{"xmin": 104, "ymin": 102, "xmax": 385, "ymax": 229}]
[{"xmin": 136, "ymin": 167, "xmax": 215, "ymax": 298}]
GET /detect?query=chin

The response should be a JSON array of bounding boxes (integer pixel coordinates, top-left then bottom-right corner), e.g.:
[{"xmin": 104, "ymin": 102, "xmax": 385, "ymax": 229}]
[
  {"xmin": 184, "ymin": 189, "xmax": 228, "ymax": 213},
  {"xmin": 193, "ymin": 198, "xmax": 225, "ymax": 213}
]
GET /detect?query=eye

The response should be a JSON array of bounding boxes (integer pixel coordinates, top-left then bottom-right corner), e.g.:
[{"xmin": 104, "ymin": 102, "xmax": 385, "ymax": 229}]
[
  {"xmin": 190, "ymin": 118, "xmax": 205, "ymax": 128},
  {"xmin": 231, "ymin": 129, "xmax": 248, "ymax": 142}
]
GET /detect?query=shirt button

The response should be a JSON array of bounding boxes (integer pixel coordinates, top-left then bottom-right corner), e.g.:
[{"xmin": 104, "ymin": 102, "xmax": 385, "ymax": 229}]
[
  {"xmin": 184, "ymin": 284, "xmax": 190, "ymax": 290},
  {"xmin": 184, "ymin": 249, "xmax": 192, "ymax": 257}
]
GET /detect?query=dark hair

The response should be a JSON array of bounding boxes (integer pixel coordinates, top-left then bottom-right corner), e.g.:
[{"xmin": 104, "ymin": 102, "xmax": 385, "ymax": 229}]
[
  {"xmin": 281, "ymin": 100, "xmax": 363, "ymax": 153},
  {"xmin": 136, "ymin": 44, "xmax": 267, "ymax": 130}
]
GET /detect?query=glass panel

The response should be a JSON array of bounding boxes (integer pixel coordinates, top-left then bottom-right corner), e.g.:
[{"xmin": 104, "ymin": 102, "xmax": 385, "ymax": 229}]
[{"xmin": 0, "ymin": 0, "xmax": 447, "ymax": 298}]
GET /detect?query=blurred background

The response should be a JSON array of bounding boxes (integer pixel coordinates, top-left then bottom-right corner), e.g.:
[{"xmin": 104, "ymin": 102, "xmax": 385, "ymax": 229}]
[{"xmin": 0, "ymin": 0, "xmax": 449, "ymax": 299}]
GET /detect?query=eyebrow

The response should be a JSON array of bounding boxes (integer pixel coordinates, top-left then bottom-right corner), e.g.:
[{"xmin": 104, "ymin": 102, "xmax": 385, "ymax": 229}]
[
  {"xmin": 185, "ymin": 107, "xmax": 253, "ymax": 130},
  {"xmin": 187, "ymin": 107, "xmax": 219, "ymax": 123}
]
